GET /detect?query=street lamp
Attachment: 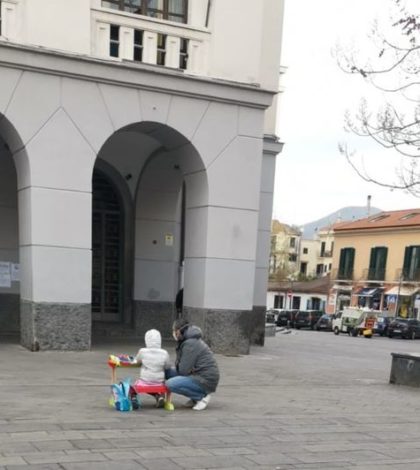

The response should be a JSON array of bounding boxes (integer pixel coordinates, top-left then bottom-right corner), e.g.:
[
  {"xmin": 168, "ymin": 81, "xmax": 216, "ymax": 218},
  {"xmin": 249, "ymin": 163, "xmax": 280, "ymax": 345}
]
[
  {"xmin": 395, "ymin": 271, "xmax": 404, "ymax": 317},
  {"xmin": 287, "ymin": 274, "xmax": 295, "ymax": 309}
]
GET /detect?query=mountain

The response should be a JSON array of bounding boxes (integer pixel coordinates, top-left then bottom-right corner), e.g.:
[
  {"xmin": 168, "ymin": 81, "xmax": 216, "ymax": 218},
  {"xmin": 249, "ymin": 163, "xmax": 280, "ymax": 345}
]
[{"xmin": 301, "ymin": 206, "xmax": 382, "ymax": 239}]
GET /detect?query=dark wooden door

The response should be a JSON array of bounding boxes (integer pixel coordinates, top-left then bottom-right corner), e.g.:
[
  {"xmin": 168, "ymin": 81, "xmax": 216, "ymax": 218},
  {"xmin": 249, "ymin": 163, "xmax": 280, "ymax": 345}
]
[{"xmin": 92, "ymin": 170, "xmax": 123, "ymax": 322}]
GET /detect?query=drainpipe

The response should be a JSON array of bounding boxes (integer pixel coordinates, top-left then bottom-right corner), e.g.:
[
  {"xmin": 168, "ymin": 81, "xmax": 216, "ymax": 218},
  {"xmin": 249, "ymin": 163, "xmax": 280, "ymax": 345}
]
[{"xmin": 205, "ymin": 0, "xmax": 212, "ymax": 27}]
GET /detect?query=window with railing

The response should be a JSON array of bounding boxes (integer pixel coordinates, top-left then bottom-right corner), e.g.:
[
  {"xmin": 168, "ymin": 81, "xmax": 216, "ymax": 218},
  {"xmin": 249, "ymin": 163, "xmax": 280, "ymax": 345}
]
[
  {"xmin": 101, "ymin": 0, "xmax": 188, "ymax": 24},
  {"xmin": 156, "ymin": 33, "xmax": 166, "ymax": 65},
  {"xmin": 133, "ymin": 29, "xmax": 144, "ymax": 61},
  {"xmin": 368, "ymin": 246, "xmax": 387, "ymax": 281},
  {"xmin": 338, "ymin": 247, "xmax": 355, "ymax": 280},
  {"xmin": 179, "ymin": 37, "xmax": 188, "ymax": 69},
  {"xmin": 110, "ymin": 24, "xmax": 120, "ymax": 57},
  {"xmin": 403, "ymin": 245, "xmax": 420, "ymax": 281}
]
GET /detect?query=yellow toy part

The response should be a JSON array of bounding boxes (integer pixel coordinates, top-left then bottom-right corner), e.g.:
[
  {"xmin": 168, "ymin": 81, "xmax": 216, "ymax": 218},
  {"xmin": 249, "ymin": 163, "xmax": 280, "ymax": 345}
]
[
  {"xmin": 363, "ymin": 329, "xmax": 373, "ymax": 337},
  {"xmin": 108, "ymin": 354, "xmax": 121, "ymax": 366},
  {"xmin": 164, "ymin": 401, "xmax": 175, "ymax": 411}
]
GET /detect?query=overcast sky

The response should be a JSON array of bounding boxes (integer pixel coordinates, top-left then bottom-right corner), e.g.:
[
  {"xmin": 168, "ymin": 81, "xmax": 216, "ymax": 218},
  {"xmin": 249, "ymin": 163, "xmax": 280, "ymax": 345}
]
[{"xmin": 273, "ymin": 0, "xmax": 420, "ymax": 226}]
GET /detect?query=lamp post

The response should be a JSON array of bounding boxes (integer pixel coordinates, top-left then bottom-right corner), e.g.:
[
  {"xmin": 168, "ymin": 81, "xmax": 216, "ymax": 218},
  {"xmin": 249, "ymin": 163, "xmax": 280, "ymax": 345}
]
[
  {"xmin": 395, "ymin": 271, "xmax": 403, "ymax": 317},
  {"xmin": 287, "ymin": 274, "xmax": 295, "ymax": 309}
]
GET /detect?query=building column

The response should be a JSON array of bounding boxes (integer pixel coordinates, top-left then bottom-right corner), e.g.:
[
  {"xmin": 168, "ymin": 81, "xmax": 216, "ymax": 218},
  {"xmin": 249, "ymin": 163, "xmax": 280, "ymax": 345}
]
[
  {"xmin": 16, "ymin": 108, "xmax": 96, "ymax": 351},
  {"xmin": 182, "ymin": 104, "xmax": 267, "ymax": 354},
  {"xmin": 251, "ymin": 136, "xmax": 284, "ymax": 345}
]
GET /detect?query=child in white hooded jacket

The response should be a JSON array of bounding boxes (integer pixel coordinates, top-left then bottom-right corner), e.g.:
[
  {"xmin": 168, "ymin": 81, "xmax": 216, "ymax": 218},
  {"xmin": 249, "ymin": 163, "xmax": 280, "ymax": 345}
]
[{"xmin": 133, "ymin": 329, "xmax": 171, "ymax": 407}]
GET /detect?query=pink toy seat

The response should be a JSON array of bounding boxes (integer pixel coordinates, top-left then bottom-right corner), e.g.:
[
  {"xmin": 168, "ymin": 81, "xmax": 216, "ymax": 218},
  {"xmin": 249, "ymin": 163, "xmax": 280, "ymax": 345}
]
[{"xmin": 132, "ymin": 380, "xmax": 168, "ymax": 395}]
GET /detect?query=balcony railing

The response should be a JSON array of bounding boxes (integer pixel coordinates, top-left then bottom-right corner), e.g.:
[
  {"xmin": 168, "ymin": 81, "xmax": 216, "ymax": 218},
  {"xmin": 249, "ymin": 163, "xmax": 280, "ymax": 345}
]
[
  {"xmin": 394, "ymin": 268, "xmax": 420, "ymax": 282},
  {"xmin": 319, "ymin": 250, "xmax": 333, "ymax": 258},
  {"xmin": 92, "ymin": 6, "xmax": 210, "ymax": 74},
  {"xmin": 333, "ymin": 268, "xmax": 354, "ymax": 281},
  {"xmin": 361, "ymin": 268, "xmax": 386, "ymax": 282}
]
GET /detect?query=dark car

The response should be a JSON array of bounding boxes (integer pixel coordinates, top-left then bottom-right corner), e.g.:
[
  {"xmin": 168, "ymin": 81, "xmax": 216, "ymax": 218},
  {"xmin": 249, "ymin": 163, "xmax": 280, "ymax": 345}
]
[
  {"xmin": 373, "ymin": 316, "xmax": 392, "ymax": 336},
  {"xmin": 276, "ymin": 309, "xmax": 298, "ymax": 328},
  {"xmin": 388, "ymin": 318, "xmax": 420, "ymax": 339},
  {"xmin": 315, "ymin": 313, "xmax": 333, "ymax": 331},
  {"xmin": 294, "ymin": 310, "xmax": 324, "ymax": 329}
]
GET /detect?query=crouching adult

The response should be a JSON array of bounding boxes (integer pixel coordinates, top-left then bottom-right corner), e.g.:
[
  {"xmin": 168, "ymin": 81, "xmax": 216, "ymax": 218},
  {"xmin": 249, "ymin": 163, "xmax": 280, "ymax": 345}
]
[{"xmin": 165, "ymin": 318, "xmax": 220, "ymax": 411}]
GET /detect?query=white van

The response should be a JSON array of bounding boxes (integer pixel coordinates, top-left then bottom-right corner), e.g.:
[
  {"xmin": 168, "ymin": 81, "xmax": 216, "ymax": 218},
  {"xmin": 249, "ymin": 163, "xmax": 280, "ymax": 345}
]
[
  {"xmin": 332, "ymin": 308, "xmax": 365, "ymax": 335},
  {"xmin": 332, "ymin": 307, "xmax": 380, "ymax": 336}
]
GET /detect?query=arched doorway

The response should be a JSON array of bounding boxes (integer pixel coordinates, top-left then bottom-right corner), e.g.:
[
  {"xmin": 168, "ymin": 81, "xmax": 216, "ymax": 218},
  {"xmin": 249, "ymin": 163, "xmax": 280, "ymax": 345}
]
[
  {"xmin": 0, "ymin": 134, "xmax": 19, "ymax": 336},
  {"xmin": 92, "ymin": 169, "xmax": 124, "ymax": 322},
  {"xmin": 92, "ymin": 121, "xmax": 207, "ymax": 338}
]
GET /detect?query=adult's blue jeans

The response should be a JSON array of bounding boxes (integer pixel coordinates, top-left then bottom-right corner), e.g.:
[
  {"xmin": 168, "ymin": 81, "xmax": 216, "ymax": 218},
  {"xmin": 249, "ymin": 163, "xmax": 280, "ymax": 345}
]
[{"xmin": 165, "ymin": 368, "xmax": 207, "ymax": 401}]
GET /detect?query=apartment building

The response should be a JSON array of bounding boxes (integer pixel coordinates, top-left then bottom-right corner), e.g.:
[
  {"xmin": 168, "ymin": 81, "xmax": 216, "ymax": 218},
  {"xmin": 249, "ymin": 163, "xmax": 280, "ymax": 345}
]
[
  {"xmin": 269, "ymin": 220, "xmax": 301, "ymax": 278},
  {"xmin": 0, "ymin": 0, "xmax": 285, "ymax": 353},
  {"xmin": 327, "ymin": 209, "xmax": 420, "ymax": 318}
]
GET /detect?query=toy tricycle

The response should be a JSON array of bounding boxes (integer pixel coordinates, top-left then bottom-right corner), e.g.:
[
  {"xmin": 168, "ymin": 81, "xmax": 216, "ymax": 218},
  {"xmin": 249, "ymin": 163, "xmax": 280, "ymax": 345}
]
[{"xmin": 108, "ymin": 354, "xmax": 174, "ymax": 411}]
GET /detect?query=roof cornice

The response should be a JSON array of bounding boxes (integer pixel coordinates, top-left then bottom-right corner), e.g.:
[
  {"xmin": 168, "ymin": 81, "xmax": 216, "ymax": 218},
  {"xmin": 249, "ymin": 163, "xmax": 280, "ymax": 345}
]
[{"xmin": 0, "ymin": 41, "xmax": 276, "ymax": 109}]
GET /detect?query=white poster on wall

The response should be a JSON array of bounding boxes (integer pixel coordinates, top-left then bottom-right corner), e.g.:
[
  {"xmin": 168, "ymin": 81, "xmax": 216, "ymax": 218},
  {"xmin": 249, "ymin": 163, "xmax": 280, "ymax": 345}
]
[
  {"xmin": 0, "ymin": 262, "xmax": 11, "ymax": 288},
  {"xmin": 11, "ymin": 263, "xmax": 20, "ymax": 282}
]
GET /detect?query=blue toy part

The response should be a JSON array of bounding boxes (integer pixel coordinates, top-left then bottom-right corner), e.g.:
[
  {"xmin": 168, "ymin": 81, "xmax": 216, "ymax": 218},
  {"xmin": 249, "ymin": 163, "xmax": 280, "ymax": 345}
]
[{"xmin": 111, "ymin": 377, "xmax": 132, "ymax": 412}]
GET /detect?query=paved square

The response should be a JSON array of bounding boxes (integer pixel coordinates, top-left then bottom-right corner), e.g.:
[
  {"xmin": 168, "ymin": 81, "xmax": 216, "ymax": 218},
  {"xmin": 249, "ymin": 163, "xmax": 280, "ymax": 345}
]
[{"xmin": 1, "ymin": 331, "xmax": 420, "ymax": 469}]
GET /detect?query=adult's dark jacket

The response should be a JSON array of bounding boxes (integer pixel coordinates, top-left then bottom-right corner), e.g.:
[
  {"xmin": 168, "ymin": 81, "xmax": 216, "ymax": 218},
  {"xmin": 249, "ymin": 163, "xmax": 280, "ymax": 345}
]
[{"xmin": 175, "ymin": 325, "xmax": 220, "ymax": 393}]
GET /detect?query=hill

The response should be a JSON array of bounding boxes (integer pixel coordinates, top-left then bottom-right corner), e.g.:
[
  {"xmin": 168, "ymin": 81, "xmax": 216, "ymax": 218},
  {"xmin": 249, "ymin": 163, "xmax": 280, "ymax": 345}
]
[{"xmin": 301, "ymin": 206, "xmax": 382, "ymax": 239}]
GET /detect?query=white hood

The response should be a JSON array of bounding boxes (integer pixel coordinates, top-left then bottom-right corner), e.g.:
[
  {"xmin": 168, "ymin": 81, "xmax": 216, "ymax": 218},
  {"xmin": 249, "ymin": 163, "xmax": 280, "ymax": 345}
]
[{"xmin": 145, "ymin": 329, "xmax": 161, "ymax": 348}]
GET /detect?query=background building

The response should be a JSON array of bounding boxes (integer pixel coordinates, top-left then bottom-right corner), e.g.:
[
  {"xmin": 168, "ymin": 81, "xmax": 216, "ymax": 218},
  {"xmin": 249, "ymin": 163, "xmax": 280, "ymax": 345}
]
[
  {"xmin": 0, "ymin": 0, "xmax": 285, "ymax": 353},
  {"xmin": 269, "ymin": 220, "xmax": 301, "ymax": 279},
  {"xmin": 327, "ymin": 209, "xmax": 420, "ymax": 318}
]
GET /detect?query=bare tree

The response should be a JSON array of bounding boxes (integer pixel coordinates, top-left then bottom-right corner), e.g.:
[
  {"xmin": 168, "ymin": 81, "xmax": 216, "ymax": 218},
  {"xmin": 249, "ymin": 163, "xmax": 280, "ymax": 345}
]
[{"xmin": 337, "ymin": 0, "xmax": 420, "ymax": 196}]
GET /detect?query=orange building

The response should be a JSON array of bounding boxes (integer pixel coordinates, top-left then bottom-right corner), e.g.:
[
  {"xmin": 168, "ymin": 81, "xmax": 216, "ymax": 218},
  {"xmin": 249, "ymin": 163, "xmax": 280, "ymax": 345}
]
[{"xmin": 327, "ymin": 209, "xmax": 420, "ymax": 318}]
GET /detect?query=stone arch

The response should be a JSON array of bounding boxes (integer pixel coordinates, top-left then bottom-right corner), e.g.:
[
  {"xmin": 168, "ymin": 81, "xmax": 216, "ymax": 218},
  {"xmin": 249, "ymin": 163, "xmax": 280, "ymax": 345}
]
[
  {"xmin": 95, "ymin": 120, "xmax": 208, "ymax": 337},
  {"xmin": 0, "ymin": 114, "xmax": 30, "ymax": 340}
]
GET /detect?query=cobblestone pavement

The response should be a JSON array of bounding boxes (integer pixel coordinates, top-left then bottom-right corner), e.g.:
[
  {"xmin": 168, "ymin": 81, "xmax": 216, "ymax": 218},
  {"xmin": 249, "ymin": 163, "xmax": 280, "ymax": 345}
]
[{"xmin": 1, "ymin": 330, "xmax": 420, "ymax": 469}]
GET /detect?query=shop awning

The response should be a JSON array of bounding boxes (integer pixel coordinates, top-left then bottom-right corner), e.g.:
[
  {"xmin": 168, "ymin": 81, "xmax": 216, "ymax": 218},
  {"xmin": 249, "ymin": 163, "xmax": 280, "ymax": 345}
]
[
  {"xmin": 355, "ymin": 287, "xmax": 382, "ymax": 297},
  {"xmin": 332, "ymin": 284, "xmax": 352, "ymax": 291},
  {"xmin": 385, "ymin": 286, "xmax": 419, "ymax": 297}
]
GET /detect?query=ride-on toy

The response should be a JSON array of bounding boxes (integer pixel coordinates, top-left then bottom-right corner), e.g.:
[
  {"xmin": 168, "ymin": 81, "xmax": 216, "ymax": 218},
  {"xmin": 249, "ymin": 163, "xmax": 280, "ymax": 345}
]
[{"xmin": 107, "ymin": 354, "xmax": 174, "ymax": 411}]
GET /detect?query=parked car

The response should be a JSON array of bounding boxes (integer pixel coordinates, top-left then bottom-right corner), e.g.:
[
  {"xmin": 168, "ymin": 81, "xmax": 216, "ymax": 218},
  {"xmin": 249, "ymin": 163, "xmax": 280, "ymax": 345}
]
[
  {"xmin": 294, "ymin": 310, "xmax": 324, "ymax": 329},
  {"xmin": 373, "ymin": 315, "xmax": 392, "ymax": 336},
  {"xmin": 276, "ymin": 309, "xmax": 298, "ymax": 328},
  {"xmin": 315, "ymin": 314, "xmax": 333, "ymax": 331},
  {"xmin": 388, "ymin": 318, "xmax": 420, "ymax": 339}
]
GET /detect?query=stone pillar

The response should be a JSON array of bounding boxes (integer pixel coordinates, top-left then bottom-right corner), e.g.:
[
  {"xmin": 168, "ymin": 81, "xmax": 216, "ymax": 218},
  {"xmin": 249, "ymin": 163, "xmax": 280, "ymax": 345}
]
[
  {"xmin": 182, "ymin": 103, "xmax": 267, "ymax": 354},
  {"xmin": 19, "ymin": 184, "xmax": 93, "ymax": 350},
  {"xmin": 2, "ymin": 71, "xmax": 105, "ymax": 350},
  {"xmin": 251, "ymin": 136, "xmax": 284, "ymax": 346}
]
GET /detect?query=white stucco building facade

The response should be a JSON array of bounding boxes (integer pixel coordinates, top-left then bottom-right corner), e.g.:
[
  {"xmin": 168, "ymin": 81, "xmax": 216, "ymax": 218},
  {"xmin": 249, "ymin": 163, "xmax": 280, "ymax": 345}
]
[{"xmin": 0, "ymin": 0, "xmax": 285, "ymax": 353}]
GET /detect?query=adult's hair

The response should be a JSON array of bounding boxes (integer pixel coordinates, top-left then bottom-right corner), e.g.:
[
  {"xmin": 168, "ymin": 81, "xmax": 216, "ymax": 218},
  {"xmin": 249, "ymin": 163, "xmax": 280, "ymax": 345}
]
[{"xmin": 173, "ymin": 317, "xmax": 189, "ymax": 332}]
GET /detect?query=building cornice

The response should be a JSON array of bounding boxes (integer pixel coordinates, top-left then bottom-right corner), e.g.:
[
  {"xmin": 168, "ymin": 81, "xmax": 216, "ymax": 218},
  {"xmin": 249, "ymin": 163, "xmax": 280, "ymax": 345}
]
[
  {"xmin": 334, "ymin": 226, "xmax": 420, "ymax": 236},
  {"xmin": 0, "ymin": 41, "xmax": 276, "ymax": 109},
  {"xmin": 263, "ymin": 135, "xmax": 284, "ymax": 155}
]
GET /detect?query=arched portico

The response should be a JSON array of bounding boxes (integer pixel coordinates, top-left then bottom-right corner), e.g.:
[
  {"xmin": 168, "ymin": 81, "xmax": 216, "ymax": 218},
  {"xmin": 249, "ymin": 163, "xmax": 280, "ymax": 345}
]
[{"xmin": 0, "ymin": 51, "xmax": 275, "ymax": 353}]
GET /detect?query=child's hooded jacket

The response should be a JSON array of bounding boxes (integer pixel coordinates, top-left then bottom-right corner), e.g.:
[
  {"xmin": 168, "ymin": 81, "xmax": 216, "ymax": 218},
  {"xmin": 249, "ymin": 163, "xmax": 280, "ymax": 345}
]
[{"xmin": 134, "ymin": 329, "xmax": 171, "ymax": 383}]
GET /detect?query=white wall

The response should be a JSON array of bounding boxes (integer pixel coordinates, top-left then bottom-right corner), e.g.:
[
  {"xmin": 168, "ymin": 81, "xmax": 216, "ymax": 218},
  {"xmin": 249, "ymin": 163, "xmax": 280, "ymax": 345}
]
[
  {"xmin": 4, "ymin": 1, "xmax": 284, "ymax": 102},
  {"xmin": 267, "ymin": 292, "xmax": 327, "ymax": 311},
  {"xmin": 20, "ymin": 0, "xmax": 91, "ymax": 54}
]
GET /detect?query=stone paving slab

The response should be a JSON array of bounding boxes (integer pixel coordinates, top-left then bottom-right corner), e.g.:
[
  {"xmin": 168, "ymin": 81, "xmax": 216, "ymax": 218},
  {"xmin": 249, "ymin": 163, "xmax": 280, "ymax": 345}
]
[{"xmin": 1, "ymin": 331, "xmax": 420, "ymax": 469}]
